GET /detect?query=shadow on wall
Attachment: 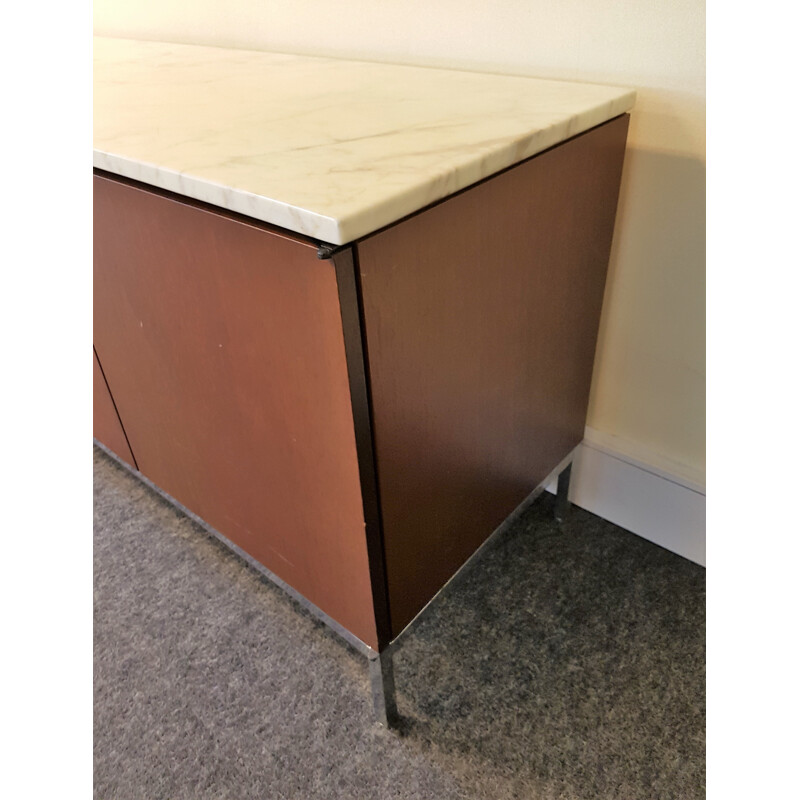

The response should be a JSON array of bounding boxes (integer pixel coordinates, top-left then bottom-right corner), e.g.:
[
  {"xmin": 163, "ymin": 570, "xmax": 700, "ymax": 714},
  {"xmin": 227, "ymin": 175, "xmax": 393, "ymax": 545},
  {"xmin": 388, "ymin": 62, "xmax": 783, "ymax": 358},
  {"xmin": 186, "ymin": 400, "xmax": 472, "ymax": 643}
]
[{"xmin": 589, "ymin": 143, "xmax": 706, "ymax": 472}]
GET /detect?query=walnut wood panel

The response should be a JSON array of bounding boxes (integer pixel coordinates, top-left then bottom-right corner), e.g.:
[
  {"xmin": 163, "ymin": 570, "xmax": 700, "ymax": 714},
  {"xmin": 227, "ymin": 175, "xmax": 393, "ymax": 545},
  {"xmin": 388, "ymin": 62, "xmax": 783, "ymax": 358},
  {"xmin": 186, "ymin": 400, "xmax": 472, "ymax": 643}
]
[
  {"xmin": 356, "ymin": 115, "xmax": 630, "ymax": 636},
  {"xmin": 93, "ymin": 347, "xmax": 137, "ymax": 468},
  {"xmin": 93, "ymin": 174, "xmax": 378, "ymax": 649}
]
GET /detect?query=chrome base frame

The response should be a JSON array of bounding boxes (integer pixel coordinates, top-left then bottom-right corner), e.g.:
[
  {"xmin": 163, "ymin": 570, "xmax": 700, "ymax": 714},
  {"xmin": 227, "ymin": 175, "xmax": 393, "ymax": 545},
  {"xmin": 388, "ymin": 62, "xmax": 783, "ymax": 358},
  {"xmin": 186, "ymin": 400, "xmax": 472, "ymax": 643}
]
[
  {"xmin": 368, "ymin": 646, "xmax": 399, "ymax": 728},
  {"xmin": 95, "ymin": 439, "xmax": 576, "ymax": 730},
  {"xmin": 555, "ymin": 462, "xmax": 573, "ymax": 523}
]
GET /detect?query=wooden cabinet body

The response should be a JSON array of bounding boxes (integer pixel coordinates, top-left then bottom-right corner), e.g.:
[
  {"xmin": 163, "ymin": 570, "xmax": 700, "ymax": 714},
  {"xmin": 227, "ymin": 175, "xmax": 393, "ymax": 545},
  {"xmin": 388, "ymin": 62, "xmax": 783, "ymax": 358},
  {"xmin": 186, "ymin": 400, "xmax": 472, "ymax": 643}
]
[{"xmin": 94, "ymin": 115, "xmax": 629, "ymax": 651}]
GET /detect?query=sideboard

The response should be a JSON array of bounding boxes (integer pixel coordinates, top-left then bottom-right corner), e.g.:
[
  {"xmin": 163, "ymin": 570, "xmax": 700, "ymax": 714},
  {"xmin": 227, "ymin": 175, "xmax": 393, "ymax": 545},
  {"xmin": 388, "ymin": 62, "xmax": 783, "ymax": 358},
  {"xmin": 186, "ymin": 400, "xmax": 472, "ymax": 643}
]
[{"xmin": 93, "ymin": 37, "xmax": 634, "ymax": 727}]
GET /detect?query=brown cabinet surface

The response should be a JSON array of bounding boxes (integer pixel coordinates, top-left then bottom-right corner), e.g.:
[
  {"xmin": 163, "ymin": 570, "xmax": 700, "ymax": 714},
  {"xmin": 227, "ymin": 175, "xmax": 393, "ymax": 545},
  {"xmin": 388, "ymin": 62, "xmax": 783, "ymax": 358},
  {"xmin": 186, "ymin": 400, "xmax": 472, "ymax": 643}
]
[
  {"xmin": 357, "ymin": 115, "xmax": 630, "ymax": 635},
  {"xmin": 93, "ymin": 175, "xmax": 379, "ymax": 649}
]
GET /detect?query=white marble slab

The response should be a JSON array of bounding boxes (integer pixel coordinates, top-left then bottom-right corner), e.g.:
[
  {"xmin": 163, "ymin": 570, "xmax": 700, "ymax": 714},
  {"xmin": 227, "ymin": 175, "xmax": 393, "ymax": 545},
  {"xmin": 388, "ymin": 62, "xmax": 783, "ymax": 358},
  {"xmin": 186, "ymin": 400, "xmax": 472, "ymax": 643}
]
[{"xmin": 94, "ymin": 37, "xmax": 635, "ymax": 245}]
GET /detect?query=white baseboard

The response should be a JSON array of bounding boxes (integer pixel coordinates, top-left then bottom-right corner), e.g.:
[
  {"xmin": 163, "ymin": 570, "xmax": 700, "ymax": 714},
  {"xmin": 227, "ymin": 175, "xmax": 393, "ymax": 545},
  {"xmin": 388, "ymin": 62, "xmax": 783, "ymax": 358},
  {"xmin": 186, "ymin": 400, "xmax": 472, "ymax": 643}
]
[{"xmin": 546, "ymin": 428, "xmax": 706, "ymax": 566}]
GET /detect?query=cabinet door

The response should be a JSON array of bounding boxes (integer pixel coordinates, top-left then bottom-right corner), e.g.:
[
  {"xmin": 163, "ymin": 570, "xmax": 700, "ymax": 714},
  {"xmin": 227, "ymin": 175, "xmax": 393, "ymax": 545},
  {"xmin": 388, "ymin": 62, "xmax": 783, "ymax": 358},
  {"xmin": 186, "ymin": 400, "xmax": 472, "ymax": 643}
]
[
  {"xmin": 93, "ymin": 174, "xmax": 378, "ymax": 649},
  {"xmin": 93, "ymin": 348, "xmax": 136, "ymax": 468}
]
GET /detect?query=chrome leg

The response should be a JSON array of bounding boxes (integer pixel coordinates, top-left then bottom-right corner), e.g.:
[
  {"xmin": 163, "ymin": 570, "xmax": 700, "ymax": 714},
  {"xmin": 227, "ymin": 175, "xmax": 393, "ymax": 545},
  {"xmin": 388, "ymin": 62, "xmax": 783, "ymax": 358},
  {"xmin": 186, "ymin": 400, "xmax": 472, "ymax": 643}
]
[
  {"xmin": 368, "ymin": 647, "xmax": 399, "ymax": 729},
  {"xmin": 555, "ymin": 462, "xmax": 572, "ymax": 523}
]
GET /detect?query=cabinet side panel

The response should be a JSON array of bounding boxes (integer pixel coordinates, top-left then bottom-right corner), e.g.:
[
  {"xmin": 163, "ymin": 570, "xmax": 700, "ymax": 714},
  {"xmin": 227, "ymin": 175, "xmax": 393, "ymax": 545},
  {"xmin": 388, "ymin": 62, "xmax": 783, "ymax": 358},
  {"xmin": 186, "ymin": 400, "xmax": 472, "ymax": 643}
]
[
  {"xmin": 93, "ymin": 175, "xmax": 378, "ymax": 649},
  {"xmin": 93, "ymin": 348, "xmax": 137, "ymax": 468},
  {"xmin": 357, "ymin": 116, "xmax": 630, "ymax": 636}
]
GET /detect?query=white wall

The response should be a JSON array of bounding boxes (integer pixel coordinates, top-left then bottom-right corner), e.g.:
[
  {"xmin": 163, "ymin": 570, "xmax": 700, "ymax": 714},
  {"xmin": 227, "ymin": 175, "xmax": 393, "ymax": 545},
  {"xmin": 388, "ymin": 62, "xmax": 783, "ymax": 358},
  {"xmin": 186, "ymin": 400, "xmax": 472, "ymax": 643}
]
[{"xmin": 94, "ymin": 0, "xmax": 706, "ymax": 562}]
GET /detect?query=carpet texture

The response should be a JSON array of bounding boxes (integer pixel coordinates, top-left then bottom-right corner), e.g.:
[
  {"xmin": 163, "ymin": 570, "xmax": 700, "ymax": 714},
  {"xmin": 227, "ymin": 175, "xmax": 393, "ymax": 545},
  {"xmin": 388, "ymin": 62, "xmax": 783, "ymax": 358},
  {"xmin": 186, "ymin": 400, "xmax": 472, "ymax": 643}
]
[{"xmin": 94, "ymin": 448, "xmax": 705, "ymax": 799}]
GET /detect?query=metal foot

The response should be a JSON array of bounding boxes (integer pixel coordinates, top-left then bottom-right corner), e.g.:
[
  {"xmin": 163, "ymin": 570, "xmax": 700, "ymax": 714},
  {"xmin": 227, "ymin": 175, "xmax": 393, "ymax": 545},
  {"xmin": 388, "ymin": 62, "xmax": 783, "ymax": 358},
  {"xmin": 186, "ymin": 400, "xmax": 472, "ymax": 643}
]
[
  {"xmin": 368, "ymin": 647, "xmax": 399, "ymax": 729},
  {"xmin": 554, "ymin": 462, "xmax": 572, "ymax": 523}
]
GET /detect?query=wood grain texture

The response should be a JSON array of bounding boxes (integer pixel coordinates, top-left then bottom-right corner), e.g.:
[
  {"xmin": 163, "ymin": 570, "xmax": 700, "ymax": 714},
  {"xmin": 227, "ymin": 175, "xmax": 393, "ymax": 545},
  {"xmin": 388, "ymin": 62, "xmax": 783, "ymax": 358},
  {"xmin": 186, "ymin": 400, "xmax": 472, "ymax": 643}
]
[
  {"xmin": 356, "ymin": 115, "xmax": 630, "ymax": 636},
  {"xmin": 94, "ymin": 347, "xmax": 137, "ymax": 469},
  {"xmin": 93, "ymin": 174, "xmax": 378, "ymax": 649}
]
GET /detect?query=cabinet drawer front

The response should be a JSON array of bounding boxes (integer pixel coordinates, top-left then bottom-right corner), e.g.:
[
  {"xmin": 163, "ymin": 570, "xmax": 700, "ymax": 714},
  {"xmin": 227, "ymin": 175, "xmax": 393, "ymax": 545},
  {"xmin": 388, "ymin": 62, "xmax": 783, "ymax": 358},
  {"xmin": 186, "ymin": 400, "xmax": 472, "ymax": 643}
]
[{"xmin": 93, "ymin": 174, "xmax": 378, "ymax": 649}]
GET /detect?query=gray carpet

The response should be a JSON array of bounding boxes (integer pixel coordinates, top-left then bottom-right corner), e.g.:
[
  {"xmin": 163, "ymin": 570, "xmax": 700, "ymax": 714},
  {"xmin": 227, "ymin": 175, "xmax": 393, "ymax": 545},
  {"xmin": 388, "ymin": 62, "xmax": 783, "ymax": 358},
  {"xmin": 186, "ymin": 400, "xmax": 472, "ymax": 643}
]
[{"xmin": 94, "ymin": 448, "xmax": 705, "ymax": 799}]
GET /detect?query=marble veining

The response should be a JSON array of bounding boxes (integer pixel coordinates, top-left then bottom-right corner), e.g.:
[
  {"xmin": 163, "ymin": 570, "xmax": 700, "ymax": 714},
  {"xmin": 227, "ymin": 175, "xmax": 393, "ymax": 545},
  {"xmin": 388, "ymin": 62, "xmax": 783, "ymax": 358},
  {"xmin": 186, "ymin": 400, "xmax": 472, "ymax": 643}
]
[{"xmin": 94, "ymin": 37, "xmax": 635, "ymax": 245}]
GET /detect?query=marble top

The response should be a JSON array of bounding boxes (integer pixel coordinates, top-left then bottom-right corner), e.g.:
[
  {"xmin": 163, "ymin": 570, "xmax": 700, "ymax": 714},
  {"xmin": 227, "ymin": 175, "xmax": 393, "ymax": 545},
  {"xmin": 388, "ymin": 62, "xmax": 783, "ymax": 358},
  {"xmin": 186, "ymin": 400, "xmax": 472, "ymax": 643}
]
[{"xmin": 94, "ymin": 37, "xmax": 635, "ymax": 245}]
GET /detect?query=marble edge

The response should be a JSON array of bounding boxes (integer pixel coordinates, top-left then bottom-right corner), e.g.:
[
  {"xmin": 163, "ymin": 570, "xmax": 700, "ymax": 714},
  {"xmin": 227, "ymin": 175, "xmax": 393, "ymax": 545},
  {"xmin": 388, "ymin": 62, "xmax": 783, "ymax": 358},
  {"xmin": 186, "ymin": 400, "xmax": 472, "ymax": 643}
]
[
  {"xmin": 337, "ymin": 92, "xmax": 636, "ymax": 244},
  {"xmin": 94, "ymin": 84, "xmax": 635, "ymax": 247},
  {"xmin": 92, "ymin": 151, "xmax": 343, "ymax": 244}
]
